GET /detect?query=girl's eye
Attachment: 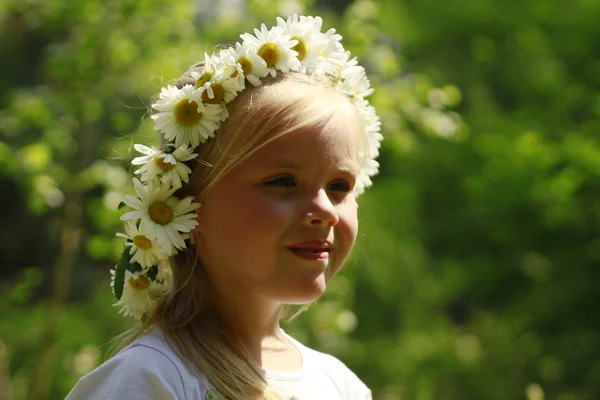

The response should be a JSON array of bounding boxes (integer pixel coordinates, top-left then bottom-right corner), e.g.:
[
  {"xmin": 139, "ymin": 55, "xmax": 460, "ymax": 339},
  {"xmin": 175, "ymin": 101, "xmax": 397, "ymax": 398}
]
[
  {"xmin": 328, "ymin": 180, "xmax": 352, "ymax": 192},
  {"xmin": 266, "ymin": 176, "xmax": 296, "ymax": 187}
]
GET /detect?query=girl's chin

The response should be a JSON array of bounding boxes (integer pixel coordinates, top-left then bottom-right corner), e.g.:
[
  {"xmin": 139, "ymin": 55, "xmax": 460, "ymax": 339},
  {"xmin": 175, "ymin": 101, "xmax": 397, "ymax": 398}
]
[{"xmin": 275, "ymin": 275, "xmax": 328, "ymax": 305}]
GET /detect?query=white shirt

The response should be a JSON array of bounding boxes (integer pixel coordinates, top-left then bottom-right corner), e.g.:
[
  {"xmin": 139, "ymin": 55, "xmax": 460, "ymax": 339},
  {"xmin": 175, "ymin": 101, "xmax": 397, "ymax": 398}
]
[{"xmin": 66, "ymin": 329, "xmax": 372, "ymax": 400}]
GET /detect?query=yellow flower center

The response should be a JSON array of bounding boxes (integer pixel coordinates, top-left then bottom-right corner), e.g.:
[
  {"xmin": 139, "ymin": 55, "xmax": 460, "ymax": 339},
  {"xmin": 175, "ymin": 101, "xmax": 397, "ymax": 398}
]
[
  {"xmin": 128, "ymin": 275, "xmax": 150, "ymax": 291},
  {"xmin": 291, "ymin": 36, "xmax": 306, "ymax": 61},
  {"xmin": 174, "ymin": 99, "xmax": 201, "ymax": 126},
  {"xmin": 148, "ymin": 202, "xmax": 173, "ymax": 225},
  {"xmin": 201, "ymin": 83, "xmax": 225, "ymax": 104},
  {"xmin": 132, "ymin": 235, "xmax": 153, "ymax": 250},
  {"xmin": 154, "ymin": 156, "xmax": 176, "ymax": 171},
  {"xmin": 237, "ymin": 56, "xmax": 253, "ymax": 75},
  {"xmin": 195, "ymin": 71, "xmax": 212, "ymax": 89},
  {"xmin": 257, "ymin": 43, "xmax": 279, "ymax": 67}
]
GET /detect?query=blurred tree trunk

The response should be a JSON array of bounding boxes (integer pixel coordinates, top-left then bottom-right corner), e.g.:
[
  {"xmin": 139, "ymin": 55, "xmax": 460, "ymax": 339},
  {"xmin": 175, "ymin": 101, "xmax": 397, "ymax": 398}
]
[
  {"xmin": 26, "ymin": 113, "xmax": 90, "ymax": 398},
  {"xmin": 27, "ymin": 192, "xmax": 83, "ymax": 400}
]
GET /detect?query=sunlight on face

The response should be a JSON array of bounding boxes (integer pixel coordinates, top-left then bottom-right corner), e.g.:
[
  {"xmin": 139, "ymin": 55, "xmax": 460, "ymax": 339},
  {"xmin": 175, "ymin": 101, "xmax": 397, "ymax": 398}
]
[{"xmin": 195, "ymin": 110, "xmax": 361, "ymax": 305}]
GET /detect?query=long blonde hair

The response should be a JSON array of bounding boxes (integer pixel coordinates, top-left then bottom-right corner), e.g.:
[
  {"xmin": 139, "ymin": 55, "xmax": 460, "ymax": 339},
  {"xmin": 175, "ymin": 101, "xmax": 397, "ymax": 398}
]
[{"xmin": 109, "ymin": 63, "xmax": 366, "ymax": 400}]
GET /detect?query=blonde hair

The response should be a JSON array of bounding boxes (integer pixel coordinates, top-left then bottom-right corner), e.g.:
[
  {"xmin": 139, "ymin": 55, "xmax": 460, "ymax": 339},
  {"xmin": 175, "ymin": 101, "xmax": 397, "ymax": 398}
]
[{"xmin": 109, "ymin": 62, "xmax": 366, "ymax": 400}]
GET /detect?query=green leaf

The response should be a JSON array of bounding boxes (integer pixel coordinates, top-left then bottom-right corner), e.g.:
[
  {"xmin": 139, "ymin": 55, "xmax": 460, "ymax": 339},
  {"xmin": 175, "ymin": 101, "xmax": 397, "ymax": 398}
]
[
  {"xmin": 129, "ymin": 262, "xmax": 142, "ymax": 273},
  {"xmin": 163, "ymin": 143, "xmax": 176, "ymax": 154},
  {"xmin": 146, "ymin": 265, "xmax": 159, "ymax": 281},
  {"xmin": 118, "ymin": 201, "xmax": 126, "ymax": 209},
  {"xmin": 113, "ymin": 248, "xmax": 129, "ymax": 300}
]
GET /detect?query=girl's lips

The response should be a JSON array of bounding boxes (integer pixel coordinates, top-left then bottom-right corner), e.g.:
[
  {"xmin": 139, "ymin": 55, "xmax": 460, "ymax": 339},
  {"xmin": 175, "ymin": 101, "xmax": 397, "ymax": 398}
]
[{"xmin": 288, "ymin": 247, "xmax": 331, "ymax": 260}]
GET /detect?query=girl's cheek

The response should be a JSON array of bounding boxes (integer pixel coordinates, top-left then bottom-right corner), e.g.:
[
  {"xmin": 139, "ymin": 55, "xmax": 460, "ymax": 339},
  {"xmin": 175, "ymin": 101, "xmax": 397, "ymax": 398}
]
[
  {"xmin": 340, "ymin": 206, "xmax": 359, "ymax": 247},
  {"xmin": 242, "ymin": 195, "xmax": 294, "ymax": 226}
]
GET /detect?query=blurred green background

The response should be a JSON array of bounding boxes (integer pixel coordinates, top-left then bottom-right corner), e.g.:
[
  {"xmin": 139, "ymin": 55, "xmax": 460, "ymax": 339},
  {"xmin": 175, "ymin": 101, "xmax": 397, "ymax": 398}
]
[{"xmin": 1, "ymin": 0, "xmax": 599, "ymax": 399}]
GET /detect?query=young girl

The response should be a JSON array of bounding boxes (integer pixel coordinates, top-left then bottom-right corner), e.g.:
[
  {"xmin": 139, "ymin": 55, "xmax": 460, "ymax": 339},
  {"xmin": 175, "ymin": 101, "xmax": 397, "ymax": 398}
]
[{"xmin": 67, "ymin": 14, "xmax": 381, "ymax": 400}]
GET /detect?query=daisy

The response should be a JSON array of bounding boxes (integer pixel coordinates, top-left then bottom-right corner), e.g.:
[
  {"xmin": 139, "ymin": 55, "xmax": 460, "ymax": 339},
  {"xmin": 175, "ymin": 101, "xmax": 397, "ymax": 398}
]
[
  {"xmin": 120, "ymin": 178, "xmax": 200, "ymax": 255},
  {"xmin": 322, "ymin": 27, "xmax": 344, "ymax": 57},
  {"xmin": 240, "ymin": 24, "xmax": 301, "ymax": 77},
  {"xmin": 112, "ymin": 270, "xmax": 164, "ymax": 320},
  {"xmin": 220, "ymin": 42, "xmax": 269, "ymax": 87},
  {"xmin": 116, "ymin": 221, "xmax": 168, "ymax": 268},
  {"xmin": 218, "ymin": 47, "xmax": 248, "ymax": 89},
  {"xmin": 354, "ymin": 158, "xmax": 380, "ymax": 197},
  {"xmin": 356, "ymin": 100, "xmax": 382, "ymax": 158},
  {"xmin": 313, "ymin": 49, "xmax": 350, "ymax": 83},
  {"xmin": 190, "ymin": 54, "xmax": 219, "ymax": 92},
  {"xmin": 131, "ymin": 144, "xmax": 197, "ymax": 189},
  {"xmin": 191, "ymin": 50, "xmax": 245, "ymax": 104},
  {"xmin": 337, "ymin": 63, "xmax": 374, "ymax": 99},
  {"xmin": 151, "ymin": 84, "xmax": 222, "ymax": 148},
  {"xmin": 189, "ymin": 67, "xmax": 242, "ymax": 107},
  {"xmin": 276, "ymin": 14, "xmax": 328, "ymax": 73}
]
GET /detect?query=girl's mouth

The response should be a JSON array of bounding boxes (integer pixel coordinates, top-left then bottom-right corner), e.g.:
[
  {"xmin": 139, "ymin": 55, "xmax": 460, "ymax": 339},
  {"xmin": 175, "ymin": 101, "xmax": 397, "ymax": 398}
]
[{"xmin": 288, "ymin": 247, "xmax": 331, "ymax": 260}]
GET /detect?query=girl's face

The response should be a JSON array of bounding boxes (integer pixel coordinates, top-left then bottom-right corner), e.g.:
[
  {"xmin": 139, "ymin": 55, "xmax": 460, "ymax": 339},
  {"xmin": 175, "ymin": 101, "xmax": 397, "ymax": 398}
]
[{"xmin": 195, "ymin": 110, "xmax": 361, "ymax": 305}]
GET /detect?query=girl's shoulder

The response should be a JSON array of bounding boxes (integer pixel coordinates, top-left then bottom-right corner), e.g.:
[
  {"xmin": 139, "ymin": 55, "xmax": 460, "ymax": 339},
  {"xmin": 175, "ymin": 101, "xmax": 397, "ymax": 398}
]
[{"xmin": 66, "ymin": 329, "xmax": 209, "ymax": 400}]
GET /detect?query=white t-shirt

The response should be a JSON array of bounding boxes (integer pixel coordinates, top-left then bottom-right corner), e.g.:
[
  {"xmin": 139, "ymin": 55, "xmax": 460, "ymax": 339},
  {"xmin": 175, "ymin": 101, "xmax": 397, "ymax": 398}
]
[{"xmin": 66, "ymin": 329, "xmax": 372, "ymax": 400}]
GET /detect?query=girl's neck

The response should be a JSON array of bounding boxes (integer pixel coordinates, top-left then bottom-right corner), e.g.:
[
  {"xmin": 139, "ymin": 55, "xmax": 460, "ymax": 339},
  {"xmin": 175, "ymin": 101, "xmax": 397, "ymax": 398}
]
[{"xmin": 210, "ymin": 287, "xmax": 287, "ymax": 365}]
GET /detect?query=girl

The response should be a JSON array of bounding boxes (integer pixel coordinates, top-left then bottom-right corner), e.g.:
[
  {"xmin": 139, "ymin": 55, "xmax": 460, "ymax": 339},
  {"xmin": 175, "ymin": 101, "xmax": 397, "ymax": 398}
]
[{"xmin": 67, "ymin": 14, "xmax": 381, "ymax": 400}]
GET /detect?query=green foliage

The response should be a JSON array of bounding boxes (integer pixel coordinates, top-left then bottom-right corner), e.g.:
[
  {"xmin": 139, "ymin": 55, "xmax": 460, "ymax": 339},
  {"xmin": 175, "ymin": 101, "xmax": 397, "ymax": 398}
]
[
  {"xmin": 113, "ymin": 248, "xmax": 129, "ymax": 300},
  {"xmin": 1, "ymin": 0, "xmax": 599, "ymax": 399}
]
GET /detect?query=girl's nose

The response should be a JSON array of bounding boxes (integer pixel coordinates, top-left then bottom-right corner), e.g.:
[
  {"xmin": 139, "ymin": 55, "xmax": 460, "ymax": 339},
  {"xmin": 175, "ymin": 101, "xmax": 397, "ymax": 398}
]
[{"xmin": 301, "ymin": 189, "xmax": 339, "ymax": 228}]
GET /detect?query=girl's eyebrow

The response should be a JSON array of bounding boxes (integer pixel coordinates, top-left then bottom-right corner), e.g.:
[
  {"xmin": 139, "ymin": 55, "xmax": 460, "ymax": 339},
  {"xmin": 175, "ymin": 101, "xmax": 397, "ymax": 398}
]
[
  {"xmin": 270, "ymin": 159, "xmax": 301, "ymax": 169},
  {"xmin": 261, "ymin": 157, "xmax": 360, "ymax": 176},
  {"xmin": 259, "ymin": 156, "xmax": 310, "ymax": 169}
]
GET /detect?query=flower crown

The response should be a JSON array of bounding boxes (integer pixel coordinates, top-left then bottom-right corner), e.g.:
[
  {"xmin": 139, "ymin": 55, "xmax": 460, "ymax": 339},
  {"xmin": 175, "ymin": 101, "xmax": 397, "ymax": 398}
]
[{"xmin": 111, "ymin": 14, "xmax": 382, "ymax": 319}]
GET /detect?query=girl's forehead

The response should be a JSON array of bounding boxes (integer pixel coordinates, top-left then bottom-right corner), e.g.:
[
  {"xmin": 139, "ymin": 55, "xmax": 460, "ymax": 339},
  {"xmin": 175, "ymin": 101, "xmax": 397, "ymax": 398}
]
[{"xmin": 247, "ymin": 115, "xmax": 361, "ymax": 173}]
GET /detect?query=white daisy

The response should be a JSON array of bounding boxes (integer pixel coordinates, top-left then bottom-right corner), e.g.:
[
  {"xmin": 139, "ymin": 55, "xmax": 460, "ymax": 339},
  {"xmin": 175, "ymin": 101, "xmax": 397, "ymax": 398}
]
[
  {"xmin": 189, "ymin": 67, "xmax": 243, "ymax": 107},
  {"xmin": 204, "ymin": 51, "xmax": 222, "ymax": 70},
  {"xmin": 151, "ymin": 85, "xmax": 222, "ymax": 148},
  {"xmin": 113, "ymin": 270, "xmax": 164, "ymax": 320},
  {"xmin": 120, "ymin": 178, "xmax": 200, "ymax": 255},
  {"xmin": 337, "ymin": 62, "xmax": 374, "ymax": 99},
  {"xmin": 131, "ymin": 144, "xmax": 197, "ymax": 190},
  {"xmin": 240, "ymin": 24, "xmax": 301, "ymax": 77},
  {"xmin": 116, "ymin": 221, "xmax": 168, "ymax": 268},
  {"xmin": 310, "ymin": 27, "xmax": 345, "ymax": 75},
  {"xmin": 353, "ymin": 98, "xmax": 382, "ymax": 196},
  {"xmin": 218, "ymin": 47, "xmax": 248, "ymax": 89},
  {"xmin": 354, "ymin": 158, "xmax": 380, "ymax": 197},
  {"xmin": 220, "ymin": 42, "xmax": 269, "ymax": 87},
  {"xmin": 188, "ymin": 53, "xmax": 221, "ymax": 93},
  {"xmin": 276, "ymin": 14, "xmax": 328, "ymax": 73},
  {"xmin": 322, "ymin": 27, "xmax": 344, "ymax": 57},
  {"xmin": 356, "ymin": 100, "xmax": 382, "ymax": 158},
  {"xmin": 313, "ymin": 48, "xmax": 350, "ymax": 83}
]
